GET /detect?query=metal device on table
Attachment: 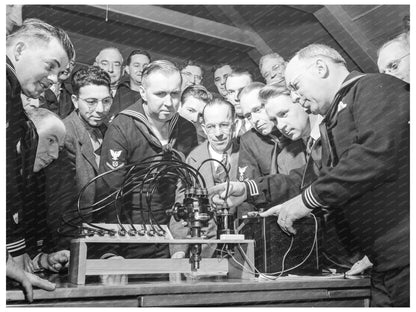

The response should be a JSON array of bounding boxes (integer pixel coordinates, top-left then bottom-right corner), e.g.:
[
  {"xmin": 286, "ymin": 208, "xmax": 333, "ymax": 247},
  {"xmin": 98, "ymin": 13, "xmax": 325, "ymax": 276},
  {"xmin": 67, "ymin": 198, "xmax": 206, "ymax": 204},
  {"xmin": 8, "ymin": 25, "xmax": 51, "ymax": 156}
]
[
  {"xmin": 62, "ymin": 150, "xmax": 253, "ymax": 284},
  {"xmin": 167, "ymin": 189, "xmax": 242, "ymax": 271},
  {"xmin": 167, "ymin": 186, "xmax": 213, "ymax": 271}
]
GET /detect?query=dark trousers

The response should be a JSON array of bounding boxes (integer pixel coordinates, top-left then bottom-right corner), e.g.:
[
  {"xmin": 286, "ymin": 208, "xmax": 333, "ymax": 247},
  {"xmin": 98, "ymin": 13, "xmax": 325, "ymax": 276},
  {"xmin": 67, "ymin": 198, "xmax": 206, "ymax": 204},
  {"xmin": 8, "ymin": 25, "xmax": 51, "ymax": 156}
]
[{"xmin": 370, "ymin": 265, "xmax": 409, "ymax": 307}]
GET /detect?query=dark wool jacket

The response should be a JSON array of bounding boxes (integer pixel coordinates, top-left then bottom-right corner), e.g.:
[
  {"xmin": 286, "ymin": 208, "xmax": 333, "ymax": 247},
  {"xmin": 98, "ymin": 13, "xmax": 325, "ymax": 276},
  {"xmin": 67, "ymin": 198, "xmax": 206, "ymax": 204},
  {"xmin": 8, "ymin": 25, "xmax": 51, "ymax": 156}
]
[
  {"xmin": 95, "ymin": 100, "xmax": 198, "ymax": 258},
  {"xmin": 303, "ymin": 72, "xmax": 409, "ymax": 272},
  {"xmin": 6, "ymin": 56, "xmax": 38, "ymax": 257},
  {"xmin": 107, "ymin": 80, "xmax": 142, "ymax": 121}
]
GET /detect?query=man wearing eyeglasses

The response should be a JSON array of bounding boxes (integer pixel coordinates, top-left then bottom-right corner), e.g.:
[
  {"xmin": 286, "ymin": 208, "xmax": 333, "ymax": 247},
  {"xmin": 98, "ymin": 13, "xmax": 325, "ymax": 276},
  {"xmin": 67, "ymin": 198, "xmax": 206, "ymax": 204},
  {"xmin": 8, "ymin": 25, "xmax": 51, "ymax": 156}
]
[
  {"xmin": 270, "ymin": 44, "xmax": 408, "ymax": 306},
  {"xmin": 377, "ymin": 33, "xmax": 410, "ymax": 83},
  {"xmin": 259, "ymin": 53, "xmax": 287, "ymax": 87},
  {"xmin": 180, "ymin": 59, "xmax": 204, "ymax": 91},
  {"xmin": 170, "ymin": 97, "xmax": 238, "ymax": 261},
  {"xmin": 62, "ymin": 66, "xmax": 113, "ymax": 211}
]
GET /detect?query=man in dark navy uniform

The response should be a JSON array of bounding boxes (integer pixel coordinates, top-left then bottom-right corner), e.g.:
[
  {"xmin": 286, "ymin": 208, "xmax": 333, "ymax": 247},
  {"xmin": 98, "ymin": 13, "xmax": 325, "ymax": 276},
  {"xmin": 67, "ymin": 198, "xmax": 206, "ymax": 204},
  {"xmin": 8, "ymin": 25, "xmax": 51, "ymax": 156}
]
[{"xmin": 212, "ymin": 44, "xmax": 409, "ymax": 307}]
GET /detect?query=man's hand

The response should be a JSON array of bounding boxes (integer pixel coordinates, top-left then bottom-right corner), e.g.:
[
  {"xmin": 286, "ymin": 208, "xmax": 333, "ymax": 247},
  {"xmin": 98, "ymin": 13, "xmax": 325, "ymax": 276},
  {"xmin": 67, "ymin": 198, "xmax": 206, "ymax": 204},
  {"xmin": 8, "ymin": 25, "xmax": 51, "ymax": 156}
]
[
  {"xmin": 259, "ymin": 205, "xmax": 282, "ymax": 218},
  {"xmin": 13, "ymin": 253, "xmax": 34, "ymax": 273},
  {"xmin": 208, "ymin": 181, "xmax": 247, "ymax": 211},
  {"xmin": 7, "ymin": 255, "xmax": 55, "ymax": 303},
  {"xmin": 266, "ymin": 194, "xmax": 313, "ymax": 236},
  {"xmin": 39, "ymin": 250, "xmax": 70, "ymax": 272}
]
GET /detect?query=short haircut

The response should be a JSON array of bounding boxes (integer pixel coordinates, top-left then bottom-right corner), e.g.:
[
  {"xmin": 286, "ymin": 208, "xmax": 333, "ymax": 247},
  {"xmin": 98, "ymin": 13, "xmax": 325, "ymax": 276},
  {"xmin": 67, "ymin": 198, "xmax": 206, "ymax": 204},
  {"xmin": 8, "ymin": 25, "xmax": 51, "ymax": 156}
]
[
  {"xmin": 227, "ymin": 67, "xmax": 254, "ymax": 82},
  {"xmin": 7, "ymin": 18, "xmax": 75, "ymax": 62},
  {"xmin": 180, "ymin": 59, "xmax": 204, "ymax": 76},
  {"xmin": 259, "ymin": 53, "xmax": 285, "ymax": 70},
  {"xmin": 259, "ymin": 84, "xmax": 291, "ymax": 103},
  {"xmin": 95, "ymin": 47, "xmax": 124, "ymax": 64},
  {"xmin": 211, "ymin": 63, "xmax": 234, "ymax": 74},
  {"xmin": 71, "ymin": 66, "xmax": 111, "ymax": 96},
  {"xmin": 26, "ymin": 107, "xmax": 63, "ymax": 129},
  {"xmin": 239, "ymin": 82, "xmax": 265, "ymax": 100},
  {"xmin": 181, "ymin": 84, "xmax": 212, "ymax": 104},
  {"xmin": 141, "ymin": 60, "xmax": 181, "ymax": 88},
  {"xmin": 293, "ymin": 43, "xmax": 346, "ymax": 66},
  {"xmin": 126, "ymin": 49, "xmax": 151, "ymax": 65},
  {"xmin": 377, "ymin": 33, "xmax": 410, "ymax": 57},
  {"xmin": 202, "ymin": 97, "xmax": 235, "ymax": 123}
]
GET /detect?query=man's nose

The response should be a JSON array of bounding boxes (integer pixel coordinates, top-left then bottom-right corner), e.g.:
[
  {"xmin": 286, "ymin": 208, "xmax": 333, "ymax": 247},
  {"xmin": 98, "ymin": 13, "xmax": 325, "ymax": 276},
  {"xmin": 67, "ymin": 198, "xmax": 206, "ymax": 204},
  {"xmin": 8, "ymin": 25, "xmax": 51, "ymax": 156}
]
[
  {"xmin": 95, "ymin": 100, "xmax": 105, "ymax": 113},
  {"xmin": 164, "ymin": 95, "xmax": 174, "ymax": 107},
  {"xmin": 49, "ymin": 146, "xmax": 59, "ymax": 160},
  {"xmin": 214, "ymin": 126, "xmax": 223, "ymax": 137},
  {"xmin": 234, "ymin": 93, "xmax": 240, "ymax": 103},
  {"xmin": 290, "ymin": 91, "xmax": 300, "ymax": 104},
  {"xmin": 108, "ymin": 63, "xmax": 114, "ymax": 73},
  {"xmin": 47, "ymin": 73, "xmax": 59, "ymax": 85},
  {"xmin": 191, "ymin": 113, "xmax": 199, "ymax": 123},
  {"xmin": 276, "ymin": 120, "xmax": 286, "ymax": 132}
]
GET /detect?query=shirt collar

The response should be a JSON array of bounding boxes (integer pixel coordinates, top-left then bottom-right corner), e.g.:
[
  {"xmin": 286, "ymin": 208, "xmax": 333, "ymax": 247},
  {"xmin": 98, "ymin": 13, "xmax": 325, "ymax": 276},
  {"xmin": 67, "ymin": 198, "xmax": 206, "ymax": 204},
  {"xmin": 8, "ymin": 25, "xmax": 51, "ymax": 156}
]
[
  {"xmin": 208, "ymin": 142, "xmax": 232, "ymax": 161},
  {"xmin": 309, "ymin": 114, "xmax": 323, "ymax": 141}
]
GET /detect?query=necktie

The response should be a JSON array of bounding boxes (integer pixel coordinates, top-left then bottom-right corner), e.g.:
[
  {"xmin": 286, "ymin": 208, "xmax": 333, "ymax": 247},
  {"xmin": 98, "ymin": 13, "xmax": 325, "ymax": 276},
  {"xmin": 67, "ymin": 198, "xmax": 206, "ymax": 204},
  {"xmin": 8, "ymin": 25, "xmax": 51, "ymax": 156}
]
[
  {"xmin": 301, "ymin": 137, "xmax": 321, "ymax": 190},
  {"xmin": 90, "ymin": 128, "xmax": 103, "ymax": 166},
  {"xmin": 269, "ymin": 137, "xmax": 280, "ymax": 175},
  {"xmin": 214, "ymin": 153, "xmax": 229, "ymax": 184}
]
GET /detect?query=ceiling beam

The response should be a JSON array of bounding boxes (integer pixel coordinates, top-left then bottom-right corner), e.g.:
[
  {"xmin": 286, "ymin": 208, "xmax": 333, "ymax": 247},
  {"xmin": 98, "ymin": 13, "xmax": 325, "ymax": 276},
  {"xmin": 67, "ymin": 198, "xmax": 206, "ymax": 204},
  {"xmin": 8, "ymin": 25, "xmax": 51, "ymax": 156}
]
[
  {"xmin": 288, "ymin": 5, "xmax": 323, "ymax": 14},
  {"xmin": 314, "ymin": 5, "xmax": 378, "ymax": 73},
  {"xmin": 64, "ymin": 5, "xmax": 256, "ymax": 51},
  {"xmin": 206, "ymin": 5, "xmax": 273, "ymax": 64}
]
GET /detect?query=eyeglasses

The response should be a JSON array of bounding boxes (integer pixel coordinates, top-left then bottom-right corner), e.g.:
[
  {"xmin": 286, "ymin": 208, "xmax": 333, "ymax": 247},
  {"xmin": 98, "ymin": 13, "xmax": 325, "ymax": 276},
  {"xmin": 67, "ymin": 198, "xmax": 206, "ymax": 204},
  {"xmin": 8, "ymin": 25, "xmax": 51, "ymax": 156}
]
[
  {"xmin": 203, "ymin": 122, "xmax": 233, "ymax": 134},
  {"xmin": 263, "ymin": 63, "xmax": 285, "ymax": 78},
  {"xmin": 384, "ymin": 53, "xmax": 409, "ymax": 74},
  {"xmin": 78, "ymin": 97, "xmax": 113, "ymax": 110},
  {"xmin": 245, "ymin": 103, "xmax": 265, "ymax": 120},
  {"xmin": 287, "ymin": 62, "xmax": 315, "ymax": 94}
]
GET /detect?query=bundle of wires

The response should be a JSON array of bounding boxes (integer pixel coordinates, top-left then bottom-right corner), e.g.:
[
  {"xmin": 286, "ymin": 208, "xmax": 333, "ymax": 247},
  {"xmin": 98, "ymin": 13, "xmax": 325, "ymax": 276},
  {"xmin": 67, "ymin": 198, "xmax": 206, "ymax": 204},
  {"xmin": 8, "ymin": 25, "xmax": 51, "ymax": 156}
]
[{"xmin": 58, "ymin": 149, "xmax": 231, "ymax": 238}]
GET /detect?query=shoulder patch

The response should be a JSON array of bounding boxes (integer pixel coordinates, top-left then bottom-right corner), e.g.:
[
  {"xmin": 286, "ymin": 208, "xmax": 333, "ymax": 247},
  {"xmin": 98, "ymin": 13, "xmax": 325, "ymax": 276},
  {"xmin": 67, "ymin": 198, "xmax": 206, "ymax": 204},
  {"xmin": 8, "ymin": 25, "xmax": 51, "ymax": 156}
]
[
  {"xmin": 238, "ymin": 166, "xmax": 248, "ymax": 182},
  {"xmin": 107, "ymin": 149, "xmax": 124, "ymax": 169}
]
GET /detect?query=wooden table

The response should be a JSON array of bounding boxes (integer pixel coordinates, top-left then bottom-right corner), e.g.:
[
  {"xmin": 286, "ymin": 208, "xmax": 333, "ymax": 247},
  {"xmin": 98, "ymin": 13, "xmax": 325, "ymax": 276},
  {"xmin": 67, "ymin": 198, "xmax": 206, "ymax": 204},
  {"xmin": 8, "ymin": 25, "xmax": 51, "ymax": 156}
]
[{"xmin": 7, "ymin": 274, "xmax": 371, "ymax": 307}]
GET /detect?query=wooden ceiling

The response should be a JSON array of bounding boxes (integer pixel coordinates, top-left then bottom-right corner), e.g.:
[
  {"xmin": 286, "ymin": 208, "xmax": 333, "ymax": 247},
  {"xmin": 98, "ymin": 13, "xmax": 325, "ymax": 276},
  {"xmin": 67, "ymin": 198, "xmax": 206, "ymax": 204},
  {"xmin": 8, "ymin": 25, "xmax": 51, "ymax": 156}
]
[{"xmin": 22, "ymin": 5, "xmax": 409, "ymax": 93}]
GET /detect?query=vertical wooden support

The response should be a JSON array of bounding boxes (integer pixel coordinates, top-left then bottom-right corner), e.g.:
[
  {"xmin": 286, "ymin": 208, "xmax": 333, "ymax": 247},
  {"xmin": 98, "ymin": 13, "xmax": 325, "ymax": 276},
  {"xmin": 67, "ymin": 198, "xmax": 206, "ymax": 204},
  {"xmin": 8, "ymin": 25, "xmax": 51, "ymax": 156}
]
[
  {"xmin": 69, "ymin": 239, "xmax": 87, "ymax": 285},
  {"xmin": 228, "ymin": 242, "xmax": 255, "ymax": 280}
]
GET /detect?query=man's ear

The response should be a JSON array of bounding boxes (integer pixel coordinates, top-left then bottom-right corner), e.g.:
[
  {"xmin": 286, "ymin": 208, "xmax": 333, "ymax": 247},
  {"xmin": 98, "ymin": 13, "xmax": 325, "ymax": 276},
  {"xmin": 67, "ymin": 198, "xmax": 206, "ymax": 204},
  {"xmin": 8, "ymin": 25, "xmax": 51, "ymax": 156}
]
[
  {"xmin": 71, "ymin": 94, "xmax": 79, "ymax": 110},
  {"xmin": 315, "ymin": 59, "xmax": 329, "ymax": 78},
  {"xmin": 14, "ymin": 41, "xmax": 26, "ymax": 62},
  {"xmin": 124, "ymin": 65, "xmax": 130, "ymax": 76},
  {"xmin": 139, "ymin": 85, "xmax": 147, "ymax": 101}
]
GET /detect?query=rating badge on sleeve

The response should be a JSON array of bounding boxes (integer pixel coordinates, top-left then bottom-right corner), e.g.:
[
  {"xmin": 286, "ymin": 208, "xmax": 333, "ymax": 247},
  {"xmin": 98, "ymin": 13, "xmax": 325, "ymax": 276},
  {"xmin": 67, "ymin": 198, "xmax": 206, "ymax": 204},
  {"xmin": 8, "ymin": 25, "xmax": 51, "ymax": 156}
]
[{"xmin": 106, "ymin": 149, "xmax": 124, "ymax": 170}]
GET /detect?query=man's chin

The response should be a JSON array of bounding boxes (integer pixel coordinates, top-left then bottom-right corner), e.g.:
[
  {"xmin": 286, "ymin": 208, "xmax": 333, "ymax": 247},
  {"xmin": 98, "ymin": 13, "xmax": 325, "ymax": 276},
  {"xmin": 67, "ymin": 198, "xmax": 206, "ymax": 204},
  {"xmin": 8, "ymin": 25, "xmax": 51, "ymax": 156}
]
[{"xmin": 89, "ymin": 119, "xmax": 104, "ymax": 127}]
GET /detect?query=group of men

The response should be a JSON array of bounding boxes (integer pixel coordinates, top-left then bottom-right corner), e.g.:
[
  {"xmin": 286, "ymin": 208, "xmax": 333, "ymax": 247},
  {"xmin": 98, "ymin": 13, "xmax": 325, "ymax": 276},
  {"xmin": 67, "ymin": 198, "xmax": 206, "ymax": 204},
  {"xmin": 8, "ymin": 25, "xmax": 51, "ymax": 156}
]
[{"xmin": 6, "ymin": 6, "xmax": 409, "ymax": 307}]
